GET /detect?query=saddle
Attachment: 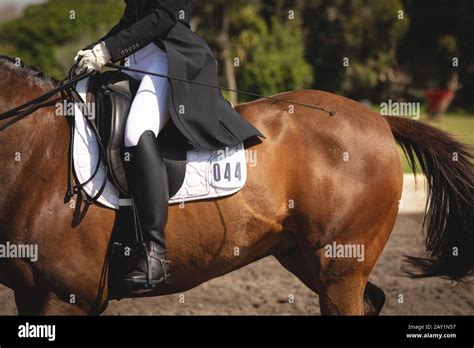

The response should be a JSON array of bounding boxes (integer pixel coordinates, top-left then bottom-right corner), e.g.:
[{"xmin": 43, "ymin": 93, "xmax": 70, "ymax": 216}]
[{"xmin": 88, "ymin": 71, "xmax": 189, "ymax": 198}]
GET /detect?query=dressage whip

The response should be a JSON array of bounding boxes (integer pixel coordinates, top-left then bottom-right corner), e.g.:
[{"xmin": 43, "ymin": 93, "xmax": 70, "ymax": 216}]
[{"xmin": 106, "ymin": 63, "xmax": 336, "ymax": 116}]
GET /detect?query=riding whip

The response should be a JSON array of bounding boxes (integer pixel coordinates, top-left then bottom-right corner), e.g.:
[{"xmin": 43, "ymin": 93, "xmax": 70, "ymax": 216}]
[{"xmin": 106, "ymin": 63, "xmax": 336, "ymax": 116}]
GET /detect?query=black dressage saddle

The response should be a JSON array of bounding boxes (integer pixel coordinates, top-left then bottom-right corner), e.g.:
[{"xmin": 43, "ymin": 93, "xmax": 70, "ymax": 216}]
[{"xmin": 89, "ymin": 71, "xmax": 191, "ymax": 198}]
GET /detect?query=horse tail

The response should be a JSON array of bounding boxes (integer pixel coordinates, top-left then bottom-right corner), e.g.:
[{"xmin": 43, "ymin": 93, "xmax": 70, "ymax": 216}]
[{"xmin": 385, "ymin": 116, "xmax": 474, "ymax": 281}]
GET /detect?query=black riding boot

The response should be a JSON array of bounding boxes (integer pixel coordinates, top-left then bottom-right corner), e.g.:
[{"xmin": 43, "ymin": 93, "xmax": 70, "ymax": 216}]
[{"xmin": 122, "ymin": 130, "xmax": 171, "ymax": 289}]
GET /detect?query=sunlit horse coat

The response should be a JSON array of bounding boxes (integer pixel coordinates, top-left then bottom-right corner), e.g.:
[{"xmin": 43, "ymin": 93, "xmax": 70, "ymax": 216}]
[{"xmin": 96, "ymin": 0, "xmax": 263, "ymax": 150}]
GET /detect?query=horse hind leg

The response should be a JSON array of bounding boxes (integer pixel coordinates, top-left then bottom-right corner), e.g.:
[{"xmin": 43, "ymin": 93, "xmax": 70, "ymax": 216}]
[
  {"xmin": 276, "ymin": 219, "xmax": 365, "ymax": 314},
  {"xmin": 275, "ymin": 250, "xmax": 385, "ymax": 315},
  {"xmin": 312, "ymin": 224, "xmax": 392, "ymax": 316},
  {"xmin": 317, "ymin": 275, "xmax": 385, "ymax": 316}
]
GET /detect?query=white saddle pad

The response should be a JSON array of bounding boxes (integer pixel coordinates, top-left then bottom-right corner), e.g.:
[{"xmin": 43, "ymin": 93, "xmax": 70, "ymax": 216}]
[{"xmin": 73, "ymin": 78, "xmax": 247, "ymax": 210}]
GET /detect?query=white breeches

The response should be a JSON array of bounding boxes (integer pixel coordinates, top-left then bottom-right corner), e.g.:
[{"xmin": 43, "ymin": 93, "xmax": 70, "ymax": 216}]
[{"xmin": 123, "ymin": 43, "xmax": 170, "ymax": 147}]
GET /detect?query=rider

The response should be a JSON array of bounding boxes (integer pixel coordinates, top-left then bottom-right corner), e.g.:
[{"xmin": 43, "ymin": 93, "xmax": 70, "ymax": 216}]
[{"xmin": 74, "ymin": 0, "xmax": 263, "ymax": 290}]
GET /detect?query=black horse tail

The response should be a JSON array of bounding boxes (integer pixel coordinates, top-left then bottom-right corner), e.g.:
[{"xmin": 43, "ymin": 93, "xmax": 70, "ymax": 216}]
[{"xmin": 386, "ymin": 116, "xmax": 474, "ymax": 281}]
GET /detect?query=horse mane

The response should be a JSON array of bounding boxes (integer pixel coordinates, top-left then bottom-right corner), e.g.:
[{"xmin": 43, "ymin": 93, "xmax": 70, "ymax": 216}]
[{"xmin": 0, "ymin": 55, "xmax": 59, "ymax": 88}]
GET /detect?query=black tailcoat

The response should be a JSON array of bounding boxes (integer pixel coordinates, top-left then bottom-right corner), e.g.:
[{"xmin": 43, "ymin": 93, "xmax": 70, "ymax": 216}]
[{"xmin": 97, "ymin": 0, "xmax": 263, "ymax": 150}]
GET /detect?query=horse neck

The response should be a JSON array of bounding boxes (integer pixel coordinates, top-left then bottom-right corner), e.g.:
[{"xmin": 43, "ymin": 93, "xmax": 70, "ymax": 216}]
[{"xmin": 0, "ymin": 83, "xmax": 69, "ymax": 219}]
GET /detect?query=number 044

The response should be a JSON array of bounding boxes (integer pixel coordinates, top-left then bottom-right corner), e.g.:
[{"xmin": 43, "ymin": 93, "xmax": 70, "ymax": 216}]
[{"xmin": 213, "ymin": 162, "xmax": 242, "ymax": 182}]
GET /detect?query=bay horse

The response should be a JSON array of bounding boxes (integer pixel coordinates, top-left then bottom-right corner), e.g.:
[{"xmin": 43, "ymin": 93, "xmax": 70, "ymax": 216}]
[{"xmin": 0, "ymin": 56, "xmax": 472, "ymax": 315}]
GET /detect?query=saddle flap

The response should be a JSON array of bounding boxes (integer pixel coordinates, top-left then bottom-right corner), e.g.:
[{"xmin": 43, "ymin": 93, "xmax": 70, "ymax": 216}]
[{"xmin": 90, "ymin": 72, "xmax": 139, "ymax": 194}]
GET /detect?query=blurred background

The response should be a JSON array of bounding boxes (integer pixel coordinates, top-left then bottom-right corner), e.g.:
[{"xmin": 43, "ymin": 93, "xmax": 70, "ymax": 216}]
[{"xmin": 0, "ymin": 0, "xmax": 472, "ymax": 106}]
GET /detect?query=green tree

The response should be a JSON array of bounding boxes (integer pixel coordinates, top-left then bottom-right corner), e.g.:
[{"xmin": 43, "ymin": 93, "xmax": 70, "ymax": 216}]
[
  {"xmin": 0, "ymin": 0, "xmax": 124, "ymax": 78},
  {"xmin": 232, "ymin": 9, "xmax": 313, "ymax": 101},
  {"xmin": 194, "ymin": 1, "xmax": 313, "ymax": 102},
  {"xmin": 300, "ymin": 0, "xmax": 409, "ymax": 101}
]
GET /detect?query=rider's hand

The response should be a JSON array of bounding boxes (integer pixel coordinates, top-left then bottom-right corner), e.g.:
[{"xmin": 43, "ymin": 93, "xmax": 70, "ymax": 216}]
[
  {"xmin": 74, "ymin": 42, "xmax": 111, "ymax": 75},
  {"xmin": 73, "ymin": 49, "xmax": 87, "ymax": 63}
]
